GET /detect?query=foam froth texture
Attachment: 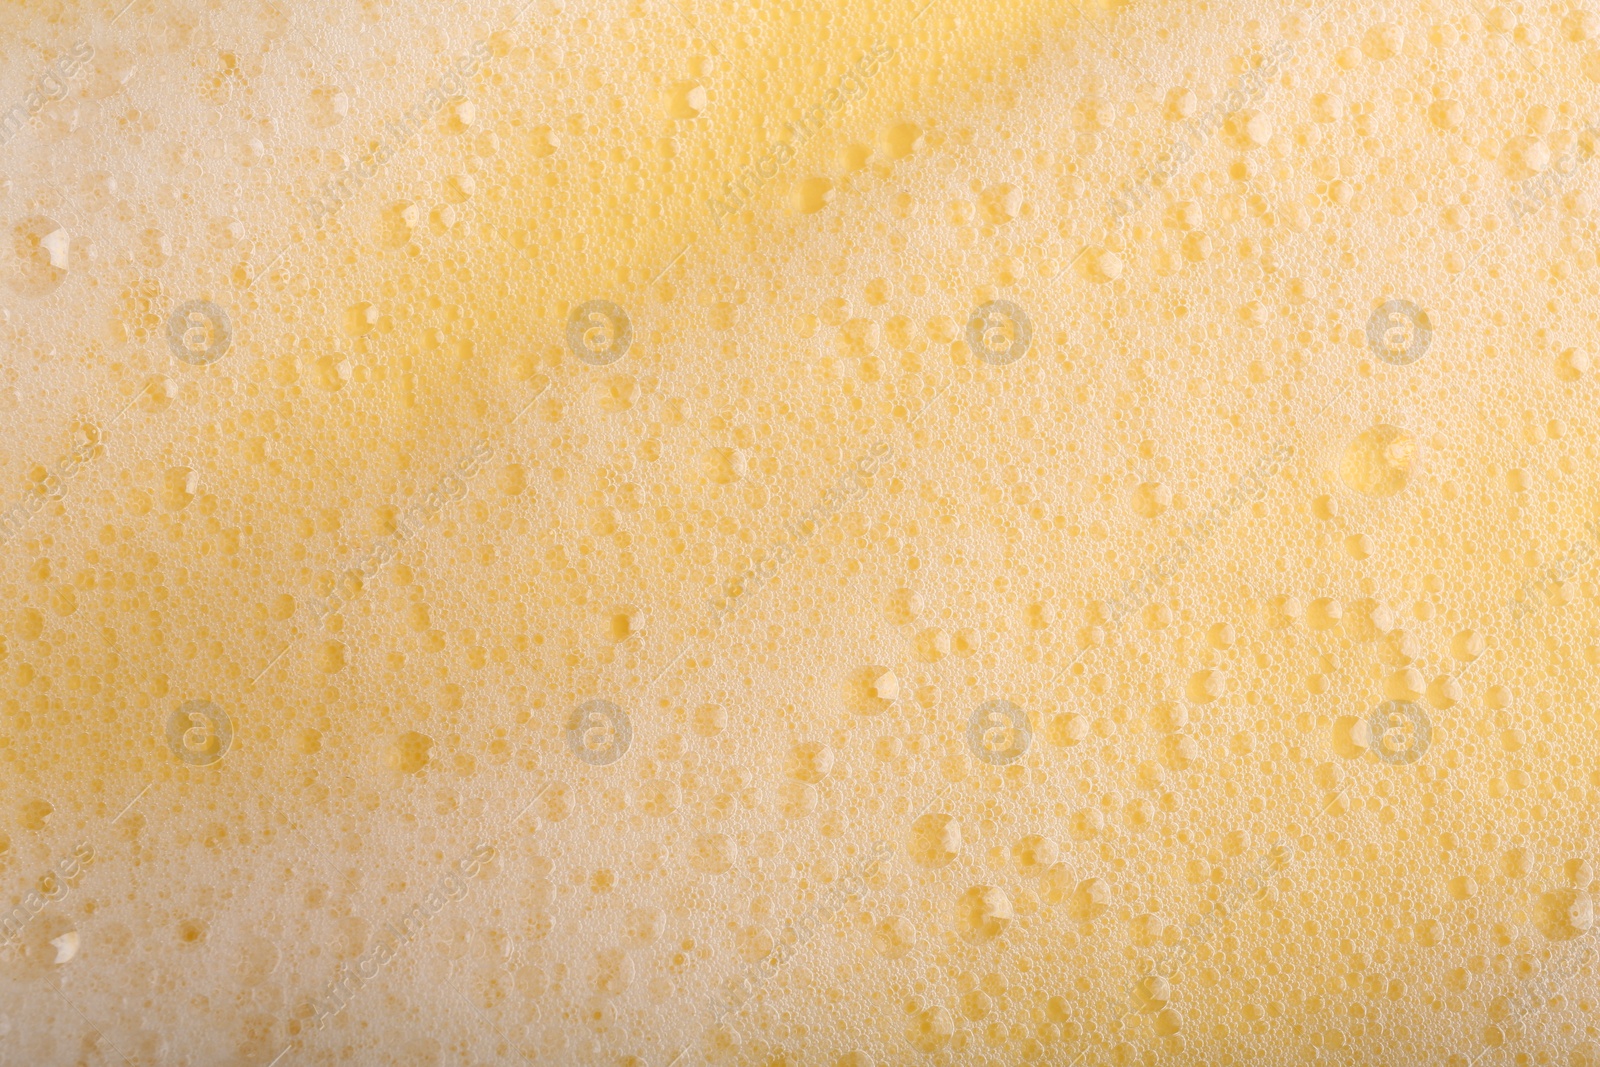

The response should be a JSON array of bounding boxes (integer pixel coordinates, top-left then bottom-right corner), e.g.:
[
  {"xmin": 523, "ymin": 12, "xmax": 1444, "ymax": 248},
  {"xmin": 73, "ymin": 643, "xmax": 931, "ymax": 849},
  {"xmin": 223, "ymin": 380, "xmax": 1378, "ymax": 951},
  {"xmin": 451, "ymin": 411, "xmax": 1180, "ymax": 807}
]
[{"xmin": 3, "ymin": 0, "xmax": 1600, "ymax": 1064}]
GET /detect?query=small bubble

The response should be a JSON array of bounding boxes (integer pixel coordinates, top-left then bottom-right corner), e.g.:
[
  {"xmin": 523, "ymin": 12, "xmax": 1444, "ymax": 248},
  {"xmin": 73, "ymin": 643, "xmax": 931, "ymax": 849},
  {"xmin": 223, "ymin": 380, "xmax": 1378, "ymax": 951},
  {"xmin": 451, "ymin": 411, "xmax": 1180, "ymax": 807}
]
[
  {"xmin": 979, "ymin": 183, "xmax": 1021, "ymax": 225},
  {"xmin": 609, "ymin": 607, "xmax": 645, "ymax": 641},
  {"xmin": 667, "ymin": 81, "xmax": 707, "ymax": 119},
  {"xmin": 161, "ymin": 467, "xmax": 197, "ymax": 511},
  {"xmin": 687, "ymin": 832, "xmax": 736, "ymax": 874},
  {"xmin": 381, "ymin": 201, "xmax": 419, "ymax": 247},
  {"xmin": 566, "ymin": 300, "xmax": 631, "ymax": 366},
  {"xmin": 443, "ymin": 97, "xmax": 475, "ymax": 133},
  {"xmin": 307, "ymin": 86, "xmax": 348, "ymax": 128},
  {"xmin": 700, "ymin": 447, "xmax": 746, "ymax": 484},
  {"xmin": 1012, "ymin": 834, "xmax": 1059, "ymax": 875},
  {"xmin": 882, "ymin": 122, "xmax": 922, "ymax": 160},
  {"xmin": 1131, "ymin": 481, "xmax": 1171, "ymax": 519},
  {"xmin": 566, "ymin": 699, "xmax": 630, "ymax": 765},
  {"xmin": 790, "ymin": 177, "xmax": 835, "ymax": 214},
  {"xmin": 1307, "ymin": 597, "xmax": 1342, "ymax": 630},
  {"xmin": 1164, "ymin": 86, "xmax": 1196, "ymax": 121},
  {"xmin": 692, "ymin": 702, "xmax": 726, "ymax": 737},
  {"xmin": 787, "ymin": 741, "xmax": 834, "ymax": 782},
  {"xmin": 872, "ymin": 915, "xmax": 916, "ymax": 958},
  {"xmin": 862, "ymin": 666, "xmax": 899, "ymax": 707},
  {"xmin": 1071, "ymin": 876, "xmax": 1112, "ymax": 920},
  {"xmin": 1186, "ymin": 669, "xmax": 1225, "ymax": 704},
  {"xmin": 1361, "ymin": 22, "xmax": 1405, "ymax": 59},
  {"xmin": 345, "ymin": 302, "xmax": 379, "ymax": 336},
  {"xmin": 1452, "ymin": 629, "xmax": 1486, "ymax": 661},
  {"xmin": 1082, "ymin": 247, "xmax": 1124, "ymax": 283},
  {"xmin": 1502, "ymin": 846, "xmax": 1533, "ymax": 879},
  {"xmin": 166, "ymin": 699, "xmax": 233, "ymax": 766},
  {"xmin": 49, "ymin": 930, "xmax": 79, "ymax": 965},
  {"xmin": 1557, "ymin": 347, "xmax": 1591, "ymax": 380},
  {"xmin": 1429, "ymin": 99, "xmax": 1464, "ymax": 129}
]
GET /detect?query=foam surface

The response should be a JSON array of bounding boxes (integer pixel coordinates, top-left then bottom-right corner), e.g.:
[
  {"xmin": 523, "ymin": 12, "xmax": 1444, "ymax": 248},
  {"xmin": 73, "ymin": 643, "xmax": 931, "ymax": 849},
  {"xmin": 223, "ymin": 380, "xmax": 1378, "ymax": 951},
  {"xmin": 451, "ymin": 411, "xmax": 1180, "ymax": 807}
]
[{"xmin": 3, "ymin": 0, "xmax": 1600, "ymax": 1064}]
